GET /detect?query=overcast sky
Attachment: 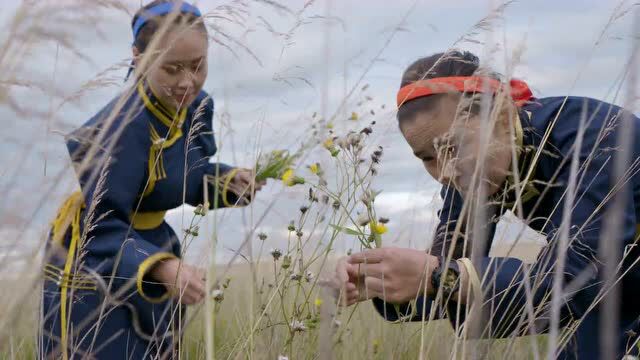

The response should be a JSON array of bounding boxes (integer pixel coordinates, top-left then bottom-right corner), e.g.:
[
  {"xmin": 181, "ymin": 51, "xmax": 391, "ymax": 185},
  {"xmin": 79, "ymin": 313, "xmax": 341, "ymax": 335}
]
[{"xmin": 0, "ymin": 0, "xmax": 638, "ymax": 267}]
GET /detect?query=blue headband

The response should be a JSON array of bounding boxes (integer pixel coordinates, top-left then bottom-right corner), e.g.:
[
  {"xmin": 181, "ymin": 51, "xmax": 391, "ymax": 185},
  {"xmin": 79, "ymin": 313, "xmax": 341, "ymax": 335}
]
[{"xmin": 132, "ymin": 2, "xmax": 202, "ymax": 39}]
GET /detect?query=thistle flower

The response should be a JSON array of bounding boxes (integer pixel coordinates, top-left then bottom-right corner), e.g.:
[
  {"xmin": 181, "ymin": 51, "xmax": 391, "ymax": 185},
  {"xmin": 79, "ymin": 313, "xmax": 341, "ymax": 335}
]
[
  {"xmin": 296, "ymin": 230, "xmax": 304, "ymax": 238},
  {"xmin": 300, "ymin": 206, "xmax": 309, "ymax": 214},
  {"xmin": 378, "ymin": 217, "xmax": 390, "ymax": 224},
  {"xmin": 291, "ymin": 319, "xmax": 307, "ymax": 332},
  {"xmin": 361, "ymin": 126, "xmax": 373, "ymax": 135},
  {"xmin": 258, "ymin": 232, "xmax": 268, "ymax": 241},
  {"xmin": 287, "ymin": 221, "xmax": 296, "ymax": 232},
  {"xmin": 270, "ymin": 248, "xmax": 282, "ymax": 261},
  {"xmin": 332, "ymin": 200, "xmax": 340, "ymax": 211}
]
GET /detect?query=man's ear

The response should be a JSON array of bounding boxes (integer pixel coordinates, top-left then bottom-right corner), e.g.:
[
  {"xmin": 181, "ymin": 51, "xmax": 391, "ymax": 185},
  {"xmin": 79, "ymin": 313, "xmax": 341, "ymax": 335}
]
[{"xmin": 131, "ymin": 46, "xmax": 141, "ymax": 65}]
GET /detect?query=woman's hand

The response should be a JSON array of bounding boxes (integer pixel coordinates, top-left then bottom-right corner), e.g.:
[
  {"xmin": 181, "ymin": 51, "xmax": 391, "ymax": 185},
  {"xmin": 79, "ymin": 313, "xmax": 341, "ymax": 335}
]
[
  {"xmin": 225, "ymin": 168, "xmax": 267, "ymax": 205},
  {"xmin": 346, "ymin": 247, "xmax": 440, "ymax": 304},
  {"xmin": 149, "ymin": 258, "xmax": 207, "ymax": 305}
]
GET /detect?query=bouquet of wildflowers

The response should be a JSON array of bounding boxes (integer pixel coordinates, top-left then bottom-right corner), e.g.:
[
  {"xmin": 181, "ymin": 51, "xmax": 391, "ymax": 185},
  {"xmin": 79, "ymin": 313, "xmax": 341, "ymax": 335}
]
[{"xmin": 255, "ymin": 150, "xmax": 305, "ymax": 186}]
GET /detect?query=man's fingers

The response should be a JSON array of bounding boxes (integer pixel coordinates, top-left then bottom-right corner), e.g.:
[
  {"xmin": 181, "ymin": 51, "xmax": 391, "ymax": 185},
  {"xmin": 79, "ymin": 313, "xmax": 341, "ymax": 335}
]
[
  {"xmin": 354, "ymin": 263, "xmax": 386, "ymax": 279},
  {"xmin": 348, "ymin": 249, "xmax": 385, "ymax": 264},
  {"xmin": 362, "ymin": 276, "xmax": 384, "ymax": 295}
]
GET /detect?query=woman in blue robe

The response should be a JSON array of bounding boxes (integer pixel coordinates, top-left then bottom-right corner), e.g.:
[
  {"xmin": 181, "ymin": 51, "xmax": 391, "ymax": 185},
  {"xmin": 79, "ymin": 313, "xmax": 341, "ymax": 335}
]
[
  {"xmin": 40, "ymin": 1, "xmax": 262, "ymax": 359},
  {"xmin": 331, "ymin": 50, "xmax": 640, "ymax": 360}
]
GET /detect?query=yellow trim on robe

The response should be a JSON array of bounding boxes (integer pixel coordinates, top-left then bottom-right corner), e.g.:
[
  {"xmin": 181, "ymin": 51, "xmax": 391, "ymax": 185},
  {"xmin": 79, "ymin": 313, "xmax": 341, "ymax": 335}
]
[
  {"xmin": 137, "ymin": 82, "xmax": 186, "ymax": 198},
  {"xmin": 58, "ymin": 196, "xmax": 82, "ymax": 360},
  {"xmin": 130, "ymin": 210, "xmax": 168, "ymax": 230},
  {"xmin": 136, "ymin": 252, "xmax": 177, "ymax": 303}
]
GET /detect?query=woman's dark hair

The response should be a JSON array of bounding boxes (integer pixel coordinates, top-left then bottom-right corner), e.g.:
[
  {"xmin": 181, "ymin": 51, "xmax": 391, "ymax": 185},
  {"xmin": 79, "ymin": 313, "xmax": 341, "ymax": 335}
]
[
  {"xmin": 132, "ymin": 0, "xmax": 208, "ymax": 53},
  {"xmin": 397, "ymin": 50, "xmax": 496, "ymax": 126}
]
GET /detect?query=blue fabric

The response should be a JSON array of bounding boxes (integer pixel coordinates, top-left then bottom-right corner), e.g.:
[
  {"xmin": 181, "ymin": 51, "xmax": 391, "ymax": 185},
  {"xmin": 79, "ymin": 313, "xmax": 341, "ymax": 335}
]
[
  {"xmin": 40, "ymin": 87, "xmax": 234, "ymax": 359},
  {"xmin": 132, "ymin": 1, "xmax": 202, "ymax": 39},
  {"xmin": 373, "ymin": 97, "xmax": 640, "ymax": 359}
]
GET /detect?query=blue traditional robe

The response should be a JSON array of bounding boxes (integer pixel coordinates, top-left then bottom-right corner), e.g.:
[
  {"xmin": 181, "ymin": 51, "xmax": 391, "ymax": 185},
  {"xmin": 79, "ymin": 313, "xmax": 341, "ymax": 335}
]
[
  {"xmin": 374, "ymin": 96, "xmax": 640, "ymax": 360},
  {"xmin": 41, "ymin": 83, "xmax": 238, "ymax": 359}
]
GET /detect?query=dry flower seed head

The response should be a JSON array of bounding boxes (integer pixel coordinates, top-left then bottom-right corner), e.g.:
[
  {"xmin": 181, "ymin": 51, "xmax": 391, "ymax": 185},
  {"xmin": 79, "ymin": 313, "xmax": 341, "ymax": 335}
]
[
  {"xmin": 357, "ymin": 213, "xmax": 370, "ymax": 227},
  {"xmin": 223, "ymin": 278, "xmax": 231, "ymax": 288},
  {"xmin": 291, "ymin": 319, "xmax": 307, "ymax": 332},
  {"xmin": 332, "ymin": 319, "xmax": 342, "ymax": 328},
  {"xmin": 212, "ymin": 289, "xmax": 224, "ymax": 302},
  {"xmin": 290, "ymin": 273, "xmax": 302, "ymax": 281},
  {"xmin": 278, "ymin": 355, "xmax": 289, "ymax": 360},
  {"xmin": 335, "ymin": 137, "xmax": 348, "ymax": 150},
  {"xmin": 270, "ymin": 248, "xmax": 283, "ymax": 260},
  {"xmin": 300, "ymin": 206, "xmax": 309, "ymax": 214},
  {"xmin": 370, "ymin": 109, "xmax": 375, "ymax": 115},
  {"xmin": 378, "ymin": 217, "xmax": 390, "ymax": 224},
  {"xmin": 296, "ymin": 230, "xmax": 304, "ymax": 238},
  {"xmin": 347, "ymin": 132, "xmax": 362, "ymax": 147},
  {"xmin": 258, "ymin": 232, "xmax": 268, "ymax": 241},
  {"xmin": 360, "ymin": 126, "xmax": 373, "ymax": 135},
  {"xmin": 194, "ymin": 204, "xmax": 207, "ymax": 216},
  {"xmin": 305, "ymin": 271, "xmax": 314, "ymax": 282},
  {"xmin": 371, "ymin": 167, "xmax": 378, "ymax": 176},
  {"xmin": 346, "ymin": 249, "xmax": 352, "ymax": 256},
  {"xmin": 287, "ymin": 221, "xmax": 296, "ymax": 232},
  {"xmin": 332, "ymin": 200, "xmax": 340, "ymax": 211},
  {"xmin": 321, "ymin": 195, "xmax": 329, "ymax": 204},
  {"xmin": 281, "ymin": 255, "xmax": 292, "ymax": 269}
]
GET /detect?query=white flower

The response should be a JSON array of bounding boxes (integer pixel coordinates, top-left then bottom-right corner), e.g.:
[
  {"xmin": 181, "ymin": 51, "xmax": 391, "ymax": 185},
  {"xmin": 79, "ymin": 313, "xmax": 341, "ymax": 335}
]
[
  {"xmin": 356, "ymin": 213, "xmax": 370, "ymax": 227},
  {"xmin": 304, "ymin": 271, "xmax": 314, "ymax": 282},
  {"xmin": 290, "ymin": 273, "xmax": 302, "ymax": 281},
  {"xmin": 212, "ymin": 289, "xmax": 224, "ymax": 302},
  {"xmin": 277, "ymin": 356, "xmax": 289, "ymax": 360},
  {"xmin": 290, "ymin": 319, "xmax": 307, "ymax": 332}
]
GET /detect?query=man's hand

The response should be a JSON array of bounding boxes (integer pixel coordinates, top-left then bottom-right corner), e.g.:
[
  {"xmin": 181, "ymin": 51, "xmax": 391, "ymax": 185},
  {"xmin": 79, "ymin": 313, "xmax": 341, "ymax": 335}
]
[
  {"xmin": 347, "ymin": 247, "xmax": 440, "ymax": 304},
  {"xmin": 149, "ymin": 258, "xmax": 207, "ymax": 305},
  {"xmin": 324, "ymin": 257, "xmax": 368, "ymax": 306}
]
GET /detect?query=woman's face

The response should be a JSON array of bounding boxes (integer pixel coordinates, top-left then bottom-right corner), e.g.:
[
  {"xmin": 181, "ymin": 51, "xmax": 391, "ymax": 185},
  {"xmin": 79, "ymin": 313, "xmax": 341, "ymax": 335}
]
[
  {"xmin": 400, "ymin": 94, "xmax": 513, "ymax": 197},
  {"xmin": 135, "ymin": 27, "xmax": 208, "ymax": 110}
]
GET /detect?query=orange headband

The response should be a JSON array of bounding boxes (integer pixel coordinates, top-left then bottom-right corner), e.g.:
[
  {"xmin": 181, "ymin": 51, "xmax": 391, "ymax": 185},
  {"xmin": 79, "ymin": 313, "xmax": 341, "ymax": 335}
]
[{"xmin": 396, "ymin": 76, "xmax": 533, "ymax": 108}]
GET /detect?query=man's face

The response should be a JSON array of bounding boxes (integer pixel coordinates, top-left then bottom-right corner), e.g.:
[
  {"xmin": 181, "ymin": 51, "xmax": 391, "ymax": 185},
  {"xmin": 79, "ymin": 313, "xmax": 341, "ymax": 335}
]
[{"xmin": 400, "ymin": 94, "xmax": 512, "ymax": 197}]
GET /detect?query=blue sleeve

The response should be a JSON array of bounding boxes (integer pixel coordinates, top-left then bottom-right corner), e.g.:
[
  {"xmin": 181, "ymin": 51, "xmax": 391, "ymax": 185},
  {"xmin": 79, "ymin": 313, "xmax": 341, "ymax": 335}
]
[
  {"xmin": 453, "ymin": 103, "xmax": 638, "ymax": 338},
  {"xmin": 188, "ymin": 95, "xmax": 238, "ymax": 208},
  {"xmin": 68, "ymin": 113, "xmax": 174, "ymax": 300},
  {"xmin": 372, "ymin": 184, "xmax": 498, "ymax": 322}
]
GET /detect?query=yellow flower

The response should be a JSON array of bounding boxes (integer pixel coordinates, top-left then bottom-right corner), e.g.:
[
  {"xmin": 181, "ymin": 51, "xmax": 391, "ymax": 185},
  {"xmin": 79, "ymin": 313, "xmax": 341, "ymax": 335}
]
[
  {"xmin": 323, "ymin": 138, "xmax": 334, "ymax": 149},
  {"xmin": 349, "ymin": 112, "xmax": 359, "ymax": 121},
  {"xmin": 310, "ymin": 163, "xmax": 319, "ymax": 174},
  {"xmin": 281, "ymin": 168, "xmax": 295, "ymax": 186},
  {"xmin": 326, "ymin": 122, "xmax": 334, "ymax": 129},
  {"xmin": 314, "ymin": 298, "xmax": 323, "ymax": 307},
  {"xmin": 372, "ymin": 222, "xmax": 387, "ymax": 235}
]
